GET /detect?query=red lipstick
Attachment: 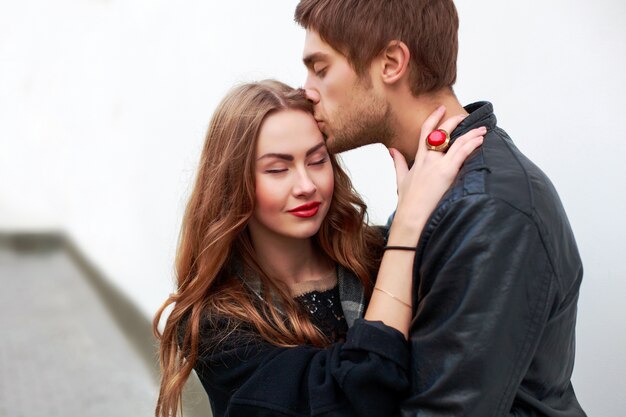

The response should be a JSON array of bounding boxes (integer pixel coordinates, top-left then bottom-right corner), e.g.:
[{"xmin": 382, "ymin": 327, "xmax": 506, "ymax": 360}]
[{"xmin": 288, "ymin": 201, "xmax": 321, "ymax": 218}]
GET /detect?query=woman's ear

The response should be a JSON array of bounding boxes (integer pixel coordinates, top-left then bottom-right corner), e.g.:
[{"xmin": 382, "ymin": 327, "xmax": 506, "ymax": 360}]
[{"xmin": 379, "ymin": 40, "xmax": 411, "ymax": 86}]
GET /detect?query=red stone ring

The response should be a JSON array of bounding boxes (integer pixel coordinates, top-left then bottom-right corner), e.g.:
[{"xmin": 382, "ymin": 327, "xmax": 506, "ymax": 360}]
[{"xmin": 426, "ymin": 129, "xmax": 451, "ymax": 152}]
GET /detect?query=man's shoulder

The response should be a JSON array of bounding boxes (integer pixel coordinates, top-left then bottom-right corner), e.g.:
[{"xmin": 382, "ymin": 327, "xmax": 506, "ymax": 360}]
[
  {"xmin": 430, "ymin": 125, "xmax": 581, "ymax": 284},
  {"xmin": 446, "ymin": 126, "xmax": 560, "ymax": 218}
]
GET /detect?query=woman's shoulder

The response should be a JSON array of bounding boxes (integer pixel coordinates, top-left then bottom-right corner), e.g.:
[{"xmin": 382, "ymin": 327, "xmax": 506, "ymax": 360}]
[{"xmin": 178, "ymin": 308, "xmax": 263, "ymax": 359}]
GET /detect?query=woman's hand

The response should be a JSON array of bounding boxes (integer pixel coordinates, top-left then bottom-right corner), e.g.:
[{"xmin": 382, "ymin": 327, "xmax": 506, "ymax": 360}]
[{"xmin": 388, "ymin": 106, "xmax": 485, "ymax": 246}]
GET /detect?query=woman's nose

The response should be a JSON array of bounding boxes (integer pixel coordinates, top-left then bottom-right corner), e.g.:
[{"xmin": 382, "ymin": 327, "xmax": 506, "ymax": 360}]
[{"xmin": 293, "ymin": 171, "xmax": 317, "ymax": 197}]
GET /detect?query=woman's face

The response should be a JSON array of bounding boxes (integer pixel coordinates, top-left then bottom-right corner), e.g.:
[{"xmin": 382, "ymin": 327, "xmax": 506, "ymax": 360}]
[{"xmin": 249, "ymin": 109, "xmax": 334, "ymax": 242}]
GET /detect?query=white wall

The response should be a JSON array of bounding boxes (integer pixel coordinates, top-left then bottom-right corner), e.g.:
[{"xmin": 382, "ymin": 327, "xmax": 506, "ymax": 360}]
[{"xmin": 1, "ymin": 1, "xmax": 624, "ymax": 415}]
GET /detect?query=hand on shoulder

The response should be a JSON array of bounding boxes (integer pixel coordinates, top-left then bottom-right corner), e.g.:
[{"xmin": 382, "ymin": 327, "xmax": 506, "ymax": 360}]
[{"xmin": 389, "ymin": 106, "xmax": 486, "ymax": 244}]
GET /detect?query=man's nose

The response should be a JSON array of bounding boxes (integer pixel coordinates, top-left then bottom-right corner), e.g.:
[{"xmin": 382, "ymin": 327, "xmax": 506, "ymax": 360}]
[{"xmin": 303, "ymin": 79, "xmax": 320, "ymax": 104}]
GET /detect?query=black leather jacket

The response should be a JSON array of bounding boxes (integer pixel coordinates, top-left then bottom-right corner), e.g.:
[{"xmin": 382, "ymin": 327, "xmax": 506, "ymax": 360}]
[{"xmin": 400, "ymin": 102, "xmax": 586, "ymax": 417}]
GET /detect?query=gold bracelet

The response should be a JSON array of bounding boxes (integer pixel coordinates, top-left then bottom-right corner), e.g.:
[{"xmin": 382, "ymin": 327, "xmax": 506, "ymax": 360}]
[{"xmin": 374, "ymin": 287, "xmax": 412, "ymax": 309}]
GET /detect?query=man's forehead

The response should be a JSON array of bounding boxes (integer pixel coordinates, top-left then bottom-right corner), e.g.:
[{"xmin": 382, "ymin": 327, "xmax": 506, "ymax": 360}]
[
  {"xmin": 302, "ymin": 29, "xmax": 331, "ymax": 59},
  {"xmin": 302, "ymin": 30, "xmax": 341, "ymax": 67}
]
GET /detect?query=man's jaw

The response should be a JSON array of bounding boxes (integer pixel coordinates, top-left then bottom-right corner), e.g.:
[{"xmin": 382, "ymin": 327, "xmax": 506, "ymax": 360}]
[
  {"xmin": 314, "ymin": 117, "xmax": 331, "ymax": 142},
  {"xmin": 315, "ymin": 119, "xmax": 326, "ymax": 133}
]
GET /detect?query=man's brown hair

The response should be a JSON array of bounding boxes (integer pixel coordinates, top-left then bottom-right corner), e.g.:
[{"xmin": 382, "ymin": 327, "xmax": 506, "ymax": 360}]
[{"xmin": 295, "ymin": 0, "xmax": 459, "ymax": 96}]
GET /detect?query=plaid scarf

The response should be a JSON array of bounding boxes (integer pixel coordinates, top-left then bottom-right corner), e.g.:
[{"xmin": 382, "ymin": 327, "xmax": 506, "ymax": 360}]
[{"xmin": 238, "ymin": 263, "xmax": 366, "ymax": 328}]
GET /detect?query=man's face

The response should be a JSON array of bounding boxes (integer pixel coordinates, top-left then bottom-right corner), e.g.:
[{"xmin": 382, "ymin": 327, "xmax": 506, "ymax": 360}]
[{"xmin": 302, "ymin": 30, "xmax": 394, "ymax": 153}]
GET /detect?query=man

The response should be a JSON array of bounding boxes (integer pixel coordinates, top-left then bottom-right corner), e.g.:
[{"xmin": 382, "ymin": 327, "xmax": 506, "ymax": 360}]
[{"xmin": 295, "ymin": 1, "xmax": 586, "ymax": 416}]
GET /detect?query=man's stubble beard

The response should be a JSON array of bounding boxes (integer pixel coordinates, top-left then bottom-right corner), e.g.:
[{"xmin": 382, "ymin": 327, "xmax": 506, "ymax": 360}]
[{"xmin": 326, "ymin": 82, "xmax": 397, "ymax": 154}]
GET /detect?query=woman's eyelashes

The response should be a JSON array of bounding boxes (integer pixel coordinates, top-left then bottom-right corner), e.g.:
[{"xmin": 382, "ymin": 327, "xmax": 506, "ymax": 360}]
[
  {"xmin": 307, "ymin": 151, "xmax": 329, "ymax": 167},
  {"xmin": 309, "ymin": 157, "xmax": 328, "ymax": 166},
  {"xmin": 262, "ymin": 156, "xmax": 328, "ymax": 174},
  {"xmin": 265, "ymin": 168, "xmax": 288, "ymax": 174}
]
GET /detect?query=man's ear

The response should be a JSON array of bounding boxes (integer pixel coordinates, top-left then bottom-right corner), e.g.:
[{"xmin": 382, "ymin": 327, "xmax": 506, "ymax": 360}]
[{"xmin": 379, "ymin": 40, "xmax": 410, "ymax": 85}]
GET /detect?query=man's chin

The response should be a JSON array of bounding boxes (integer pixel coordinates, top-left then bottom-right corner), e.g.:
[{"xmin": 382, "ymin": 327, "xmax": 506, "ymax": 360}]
[
  {"xmin": 322, "ymin": 129, "xmax": 359, "ymax": 154},
  {"xmin": 326, "ymin": 137, "xmax": 351, "ymax": 154},
  {"xmin": 323, "ymin": 134, "xmax": 340, "ymax": 153}
]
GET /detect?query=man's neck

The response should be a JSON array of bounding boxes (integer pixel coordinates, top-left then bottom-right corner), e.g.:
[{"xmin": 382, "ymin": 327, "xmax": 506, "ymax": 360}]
[{"xmin": 389, "ymin": 89, "xmax": 467, "ymax": 163}]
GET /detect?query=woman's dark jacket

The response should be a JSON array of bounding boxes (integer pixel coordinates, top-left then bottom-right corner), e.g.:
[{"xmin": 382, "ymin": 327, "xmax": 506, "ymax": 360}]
[{"xmin": 192, "ymin": 266, "xmax": 409, "ymax": 417}]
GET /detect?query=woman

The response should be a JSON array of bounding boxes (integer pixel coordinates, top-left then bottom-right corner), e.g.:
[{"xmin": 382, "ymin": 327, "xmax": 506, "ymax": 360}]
[{"xmin": 153, "ymin": 80, "xmax": 485, "ymax": 417}]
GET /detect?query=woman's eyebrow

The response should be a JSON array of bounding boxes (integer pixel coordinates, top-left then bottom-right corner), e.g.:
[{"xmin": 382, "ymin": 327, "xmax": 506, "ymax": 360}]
[
  {"xmin": 257, "ymin": 142, "xmax": 325, "ymax": 161},
  {"xmin": 257, "ymin": 153, "xmax": 293, "ymax": 161},
  {"xmin": 305, "ymin": 142, "xmax": 325, "ymax": 157}
]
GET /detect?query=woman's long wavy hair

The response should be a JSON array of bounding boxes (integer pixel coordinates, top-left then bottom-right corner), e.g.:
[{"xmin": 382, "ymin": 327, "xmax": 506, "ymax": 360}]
[{"xmin": 153, "ymin": 80, "xmax": 384, "ymax": 417}]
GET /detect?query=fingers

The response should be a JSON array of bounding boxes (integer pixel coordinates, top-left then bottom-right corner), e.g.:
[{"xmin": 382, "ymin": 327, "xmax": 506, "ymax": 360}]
[
  {"xmin": 450, "ymin": 136, "xmax": 484, "ymax": 171},
  {"xmin": 389, "ymin": 148, "xmax": 409, "ymax": 191},
  {"xmin": 416, "ymin": 106, "xmax": 446, "ymax": 161},
  {"xmin": 451, "ymin": 136, "xmax": 484, "ymax": 168},
  {"xmin": 420, "ymin": 106, "xmax": 446, "ymax": 140},
  {"xmin": 445, "ymin": 126, "xmax": 486, "ymax": 159},
  {"xmin": 437, "ymin": 113, "xmax": 468, "ymax": 138},
  {"xmin": 416, "ymin": 107, "xmax": 467, "ymax": 163},
  {"xmin": 445, "ymin": 128, "xmax": 486, "ymax": 169}
]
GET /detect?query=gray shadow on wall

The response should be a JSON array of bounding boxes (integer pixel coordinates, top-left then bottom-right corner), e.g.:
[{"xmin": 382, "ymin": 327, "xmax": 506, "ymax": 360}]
[{"xmin": 0, "ymin": 232, "xmax": 212, "ymax": 417}]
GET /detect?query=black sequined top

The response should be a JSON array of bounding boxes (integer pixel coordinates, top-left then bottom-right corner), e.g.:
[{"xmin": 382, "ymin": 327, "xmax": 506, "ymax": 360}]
[{"xmin": 294, "ymin": 284, "xmax": 349, "ymax": 343}]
